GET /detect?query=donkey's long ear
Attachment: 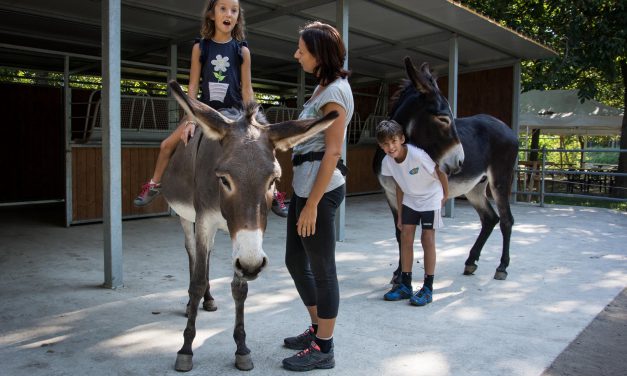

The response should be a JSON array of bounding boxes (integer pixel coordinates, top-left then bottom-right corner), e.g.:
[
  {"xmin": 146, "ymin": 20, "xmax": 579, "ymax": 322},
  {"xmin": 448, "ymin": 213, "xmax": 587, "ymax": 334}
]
[
  {"xmin": 265, "ymin": 111, "xmax": 339, "ymax": 151},
  {"xmin": 404, "ymin": 57, "xmax": 431, "ymax": 94},
  {"xmin": 169, "ymin": 81, "xmax": 232, "ymax": 140}
]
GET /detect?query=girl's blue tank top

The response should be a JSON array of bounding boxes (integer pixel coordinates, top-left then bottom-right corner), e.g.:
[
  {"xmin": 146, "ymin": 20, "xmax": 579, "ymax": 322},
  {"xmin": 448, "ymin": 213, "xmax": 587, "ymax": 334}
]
[{"xmin": 195, "ymin": 38, "xmax": 246, "ymax": 110}]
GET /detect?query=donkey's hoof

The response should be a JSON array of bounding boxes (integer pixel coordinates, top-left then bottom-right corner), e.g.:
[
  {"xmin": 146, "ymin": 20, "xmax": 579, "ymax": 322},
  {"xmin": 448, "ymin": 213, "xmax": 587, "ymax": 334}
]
[
  {"xmin": 494, "ymin": 270, "xmax": 508, "ymax": 280},
  {"xmin": 203, "ymin": 299, "xmax": 218, "ymax": 312},
  {"xmin": 463, "ymin": 264, "xmax": 477, "ymax": 275},
  {"xmin": 235, "ymin": 353, "xmax": 254, "ymax": 371},
  {"xmin": 175, "ymin": 353, "xmax": 193, "ymax": 372}
]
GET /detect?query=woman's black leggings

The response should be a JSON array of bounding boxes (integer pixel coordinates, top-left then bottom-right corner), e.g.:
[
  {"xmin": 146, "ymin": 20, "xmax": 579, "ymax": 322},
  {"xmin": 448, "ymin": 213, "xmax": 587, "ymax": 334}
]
[{"xmin": 285, "ymin": 184, "xmax": 345, "ymax": 319}]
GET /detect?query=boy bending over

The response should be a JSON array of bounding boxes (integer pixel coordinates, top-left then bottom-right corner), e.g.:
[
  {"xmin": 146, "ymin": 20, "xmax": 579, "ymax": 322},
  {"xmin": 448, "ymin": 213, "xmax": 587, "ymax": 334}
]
[{"xmin": 376, "ymin": 120, "xmax": 448, "ymax": 306}]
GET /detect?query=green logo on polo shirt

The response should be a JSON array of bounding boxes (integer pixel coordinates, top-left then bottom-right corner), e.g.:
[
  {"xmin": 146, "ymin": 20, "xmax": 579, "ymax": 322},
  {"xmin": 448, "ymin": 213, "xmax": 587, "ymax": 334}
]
[{"xmin": 409, "ymin": 167, "xmax": 419, "ymax": 175}]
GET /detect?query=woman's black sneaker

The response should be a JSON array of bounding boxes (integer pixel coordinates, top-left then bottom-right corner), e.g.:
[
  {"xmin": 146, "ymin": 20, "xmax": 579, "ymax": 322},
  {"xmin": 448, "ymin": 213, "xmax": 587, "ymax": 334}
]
[
  {"xmin": 282, "ymin": 341, "xmax": 335, "ymax": 371},
  {"xmin": 283, "ymin": 326, "xmax": 315, "ymax": 350}
]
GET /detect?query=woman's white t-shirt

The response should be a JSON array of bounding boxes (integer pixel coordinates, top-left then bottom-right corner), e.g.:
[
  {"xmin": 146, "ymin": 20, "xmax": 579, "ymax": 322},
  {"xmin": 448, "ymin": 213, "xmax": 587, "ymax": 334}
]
[
  {"xmin": 381, "ymin": 144, "xmax": 444, "ymax": 212},
  {"xmin": 292, "ymin": 77, "xmax": 354, "ymax": 198}
]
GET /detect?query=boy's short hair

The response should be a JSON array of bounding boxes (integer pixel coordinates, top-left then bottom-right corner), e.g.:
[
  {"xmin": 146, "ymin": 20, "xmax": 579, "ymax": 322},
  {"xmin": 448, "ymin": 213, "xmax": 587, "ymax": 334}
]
[{"xmin": 375, "ymin": 120, "xmax": 404, "ymax": 144}]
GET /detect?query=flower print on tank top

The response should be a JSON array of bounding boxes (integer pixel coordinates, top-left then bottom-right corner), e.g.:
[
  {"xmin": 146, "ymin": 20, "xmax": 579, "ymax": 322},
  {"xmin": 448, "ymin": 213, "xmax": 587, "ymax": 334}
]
[{"xmin": 209, "ymin": 54, "xmax": 230, "ymax": 103}]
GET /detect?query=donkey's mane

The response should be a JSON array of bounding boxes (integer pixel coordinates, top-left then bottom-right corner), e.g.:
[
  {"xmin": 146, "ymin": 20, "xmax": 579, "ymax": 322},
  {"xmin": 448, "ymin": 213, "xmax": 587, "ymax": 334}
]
[
  {"xmin": 389, "ymin": 67, "xmax": 440, "ymax": 118},
  {"xmin": 220, "ymin": 101, "xmax": 268, "ymax": 125},
  {"xmin": 389, "ymin": 79, "xmax": 416, "ymax": 118}
]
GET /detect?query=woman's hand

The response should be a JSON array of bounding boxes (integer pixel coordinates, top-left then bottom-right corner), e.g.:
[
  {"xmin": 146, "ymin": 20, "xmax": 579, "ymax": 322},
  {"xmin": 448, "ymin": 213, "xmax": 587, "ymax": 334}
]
[
  {"xmin": 180, "ymin": 120, "xmax": 197, "ymax": 146},
  {"xmin": 297, "ymin": 202, "xmax": 318, "ymax": 237}
]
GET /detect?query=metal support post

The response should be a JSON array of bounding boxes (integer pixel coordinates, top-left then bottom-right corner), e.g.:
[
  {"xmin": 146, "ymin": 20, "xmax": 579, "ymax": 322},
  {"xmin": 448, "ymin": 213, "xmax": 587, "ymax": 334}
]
[
  {"xmin": 102, "ymin": 0, "xmax": 123, "ymax": 289},
  {"xmin": 335, "ymin": 0, "xmax": 349, "ymax": 241},
  {"xmin": 445, "ymin": 34, "xmax": 458, "ymax": 218}
]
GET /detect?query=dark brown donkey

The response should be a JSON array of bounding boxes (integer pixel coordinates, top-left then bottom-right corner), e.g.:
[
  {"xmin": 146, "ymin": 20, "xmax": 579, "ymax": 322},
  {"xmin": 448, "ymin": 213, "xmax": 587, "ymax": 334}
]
[
  {"xmin": 162, "ymin": 81, "xmax": 338, "ymax": 372},
  {"xmin": 374, "ymin": 57, "xmax": 518, "ymax": 282}
]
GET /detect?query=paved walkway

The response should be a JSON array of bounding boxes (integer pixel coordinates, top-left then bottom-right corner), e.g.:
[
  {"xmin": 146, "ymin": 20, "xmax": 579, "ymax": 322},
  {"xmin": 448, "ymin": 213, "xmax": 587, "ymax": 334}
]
[{"xmin": 1, "ymin": 195, "xmax": 626, "ymax": 376}]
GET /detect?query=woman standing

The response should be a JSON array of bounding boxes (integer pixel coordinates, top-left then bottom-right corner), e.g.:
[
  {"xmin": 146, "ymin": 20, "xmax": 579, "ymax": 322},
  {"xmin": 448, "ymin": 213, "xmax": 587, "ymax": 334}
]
[{"xmin": 282, "ymin": 21, "xmax": 354, "ymax": 372}]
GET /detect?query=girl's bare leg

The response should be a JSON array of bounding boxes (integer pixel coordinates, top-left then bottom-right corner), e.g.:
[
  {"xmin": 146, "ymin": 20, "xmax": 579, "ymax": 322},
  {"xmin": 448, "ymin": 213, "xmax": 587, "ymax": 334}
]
[{"xmin": 151, "ymin": 121, "xmax": 187, "ymax": 183}]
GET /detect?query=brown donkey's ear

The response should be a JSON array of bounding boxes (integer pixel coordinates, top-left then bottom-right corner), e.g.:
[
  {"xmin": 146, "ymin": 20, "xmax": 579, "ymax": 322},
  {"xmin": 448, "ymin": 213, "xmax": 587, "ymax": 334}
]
[
  {"xmin": 169, "ymin": 80, "xmax": 232, "ymax": 140},
  {"xmin": 265, "ymin": 111, "xmax": 339, "ymax": 151}
]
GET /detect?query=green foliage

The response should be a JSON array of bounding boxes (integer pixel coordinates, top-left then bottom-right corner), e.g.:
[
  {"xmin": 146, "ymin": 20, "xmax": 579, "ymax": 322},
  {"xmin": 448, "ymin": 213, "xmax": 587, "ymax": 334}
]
[
  {"xmin": 0, "ymin": 66, "xmax": 280, "ymax": 104},
  {"xmin": 519, "ymin": 135, "xmax": 619, "ymax": 167},
  {"xmin": 460, "ymin": 0, "xmax": 626, "ymax": 108},
  {"xmin": 0, "ymin": 67, "xmax": 169, "ymax": 96}
]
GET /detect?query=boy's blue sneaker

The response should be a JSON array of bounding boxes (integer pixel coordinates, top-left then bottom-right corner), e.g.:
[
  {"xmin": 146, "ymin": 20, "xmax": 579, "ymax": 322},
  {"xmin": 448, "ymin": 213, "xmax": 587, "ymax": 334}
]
[
  {"xmin": 410, "ymin": 286, "xmax": 433, "ymax": 306},
  {"xmin": 383, "ymin": 283, "xmax": 412, "ymax": 301}
]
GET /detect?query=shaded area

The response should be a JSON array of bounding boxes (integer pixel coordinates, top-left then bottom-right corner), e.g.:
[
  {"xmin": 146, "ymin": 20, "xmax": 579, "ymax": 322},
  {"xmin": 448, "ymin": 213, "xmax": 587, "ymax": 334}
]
[{"xmin": 542, "ymin": 288, "xmax": 627, "ymax": 376}]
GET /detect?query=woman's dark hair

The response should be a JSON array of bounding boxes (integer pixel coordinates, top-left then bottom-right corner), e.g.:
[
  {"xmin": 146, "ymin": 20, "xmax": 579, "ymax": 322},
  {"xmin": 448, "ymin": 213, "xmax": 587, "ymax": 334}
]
[
  {"xmin": 300, "ymin": 21, "xmax": 350, "ymax": 86},
  {"xmin": 201, "ymin": 0, "xmax": 246, "ymax": 41}
]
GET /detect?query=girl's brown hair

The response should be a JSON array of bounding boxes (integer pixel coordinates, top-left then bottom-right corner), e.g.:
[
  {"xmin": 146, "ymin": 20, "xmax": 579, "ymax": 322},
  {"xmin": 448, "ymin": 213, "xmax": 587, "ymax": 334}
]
[
  {"xmin": 200, "ymin": 0, "xmax": 246, "ymax": 41},
  {"xmin": 300, "ymin": 21, "xmax": 350, "ymax": 86}
]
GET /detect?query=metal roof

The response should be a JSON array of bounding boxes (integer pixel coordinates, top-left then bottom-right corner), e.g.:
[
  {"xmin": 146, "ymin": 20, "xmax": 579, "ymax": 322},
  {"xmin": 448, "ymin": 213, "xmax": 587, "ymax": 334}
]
[{"xmin": 0, "ymin": 0, "xmax": 556, "ymax": 90}]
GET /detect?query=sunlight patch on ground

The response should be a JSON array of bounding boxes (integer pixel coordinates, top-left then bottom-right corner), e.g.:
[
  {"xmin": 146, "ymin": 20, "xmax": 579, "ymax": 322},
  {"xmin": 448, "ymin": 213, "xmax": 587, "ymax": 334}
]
[
  {"xmin": 601, "ymin": 254, "xmax": 627, "ymax": 261},
  {"xmin": 18, "ymin": 334, "xmax": 71, "ymax": 350},
  {"xmin": 545, "ymin": 267, "xmax": 573, "ymax": 276},
  {"xmin": 342, "ymin": 287, "xmax": 381, "ymax": 299},
  {"xmin": 438, "ymin": 247, "xmax": 472, "ymax": 259},
  {"xmin": 591, "ymin": 270, "xmax": 627, "ymax": 289},
  {"xmin": 381, "ymin": 351, "xmax": 450, "ymax": 376},
  {"xmin": 453, "ymin": 306, "xmax": 486, "ymax": 321},
  {"xmin": 494, "ymin": 358, "xmax": 544, "ymax": 376},
  {"xmin": 373, "ymin": 238, "xmax": 398, "ymax": 247},
  {"xmin": 448, "ymin": 223, "xmax": 481, "ymax": 231},
  {"xmin": 96, "ymin": 324, "xmax": 220, "ymax": 355},
  {"xmin": 542, "ymin": 300, "xmax": 584, "ymax": 314},
  {"xmin": 336, "ymin": 252, "xmax": 371, "ymax": 262},
  {"xmin": 1, "ymin": 324, "xmax": 72, "ymax": 347},
  {"xmin": 433, "ymin": 279, "xmax": 454, "ymax": 290},
  {"xmin": 489, "ymin": 289, "xmax": 534, "ymax": 303},
  {"xmin": 244, "ymin": 289, "xmax": 300, "ymax": 313},
  {"xmin": 514, "ymin": 224, "xmax": 550, "ymax": 234}
]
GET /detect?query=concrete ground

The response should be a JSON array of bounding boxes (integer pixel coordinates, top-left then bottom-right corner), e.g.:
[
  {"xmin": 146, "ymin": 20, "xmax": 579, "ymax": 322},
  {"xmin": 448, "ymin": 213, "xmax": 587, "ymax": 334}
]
[{"xmin": 1, "ymin": 194, "xmax": 626, "ymax": 376}]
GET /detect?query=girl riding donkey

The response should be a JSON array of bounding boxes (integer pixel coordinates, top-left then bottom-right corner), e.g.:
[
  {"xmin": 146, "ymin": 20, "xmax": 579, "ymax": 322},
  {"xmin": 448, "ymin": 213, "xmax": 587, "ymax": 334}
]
[{"xmin": 134, "ymin": 0, "xmax": 288, "ymax": 217}]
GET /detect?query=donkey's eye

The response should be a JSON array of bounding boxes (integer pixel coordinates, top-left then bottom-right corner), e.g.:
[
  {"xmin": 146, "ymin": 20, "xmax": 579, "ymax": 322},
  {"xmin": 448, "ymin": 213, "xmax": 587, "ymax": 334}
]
[
  {"xmin": 436, "ymin": 115, "xmax": 451, "ymax": 127},
  {"xmin": 219, "ymin": 176, "xmax": 231, "ymax": 190},
  {"xmin": 268, "ymin": 178, "xmax": 277, "ymax": 191}
]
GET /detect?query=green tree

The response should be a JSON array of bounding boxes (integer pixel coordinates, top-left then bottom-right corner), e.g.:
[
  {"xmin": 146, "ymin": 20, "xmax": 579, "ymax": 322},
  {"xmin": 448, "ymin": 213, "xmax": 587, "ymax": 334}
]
[{"xmin": 460, "ymin": 0, "xmax": 627, "ymax": 196}]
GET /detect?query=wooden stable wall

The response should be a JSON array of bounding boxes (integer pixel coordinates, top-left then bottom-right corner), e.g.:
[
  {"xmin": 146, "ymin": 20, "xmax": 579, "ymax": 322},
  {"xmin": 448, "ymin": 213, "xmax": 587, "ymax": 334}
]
[
  {"xmin": 275, "ymin": 144, "xmax": 380, "ymax": 197},
  {"xmin": 438, "ymin": 66, "xmax": 514, "ymax": 125},
  {"xmin": 72, "ymin": 146, "xmax": 169, "ymax": 222},
  {"xmin": 72, "ymin": 144, "xmax": 381, "ymax": 222},
  {"xmin": 8, "ymin": 65, "xmax": 513, "ymax": 221}
]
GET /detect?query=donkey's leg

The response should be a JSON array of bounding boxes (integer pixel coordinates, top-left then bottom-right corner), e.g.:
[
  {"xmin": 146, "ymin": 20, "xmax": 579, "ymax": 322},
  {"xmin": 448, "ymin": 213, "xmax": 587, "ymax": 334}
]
[
  {"xmin": 175, "ymin": 217, "xmax": 216, "ymax": 372},
  {"xmin": 231, "ymin": 274, "xmax": 253, "ymax": 370},
  {"xmin": 202, "ymin": 229, "xmax": 218, "ymax": 312},
  {"xmin": 181, "ymin": 218, "xmax": 196, "ymax": 318},
  {"xmin": 462, "ymin": 180, "xmax": 500, "ymax": 276},
  {"xmin": 379, "ymin": 174, "xmax": 402, "ymax": 284},
  {"xmin": 489, "ymin": 174, "xmax": 515, "ymax": 280},
  {"xmin": 181, "ymin": 218, "xmax": 217, "ymax": 315}
]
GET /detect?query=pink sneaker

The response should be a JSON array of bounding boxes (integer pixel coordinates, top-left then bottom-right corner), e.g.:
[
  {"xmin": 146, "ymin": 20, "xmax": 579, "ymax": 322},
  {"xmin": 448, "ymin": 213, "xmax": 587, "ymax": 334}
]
[
  {"xmin": 134, "ymin": 181, "xmax": 161, "ymax": 207},
  {"xmin": 271, "ymin": 191, "xmax": 288, "ymax": 218}
]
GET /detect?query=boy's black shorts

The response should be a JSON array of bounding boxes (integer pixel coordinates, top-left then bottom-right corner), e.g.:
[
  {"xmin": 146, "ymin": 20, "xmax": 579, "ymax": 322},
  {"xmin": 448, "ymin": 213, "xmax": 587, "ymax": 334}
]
[{"xmin": 401, "ymin": 204, "xmax": 435, "ymax": 229}]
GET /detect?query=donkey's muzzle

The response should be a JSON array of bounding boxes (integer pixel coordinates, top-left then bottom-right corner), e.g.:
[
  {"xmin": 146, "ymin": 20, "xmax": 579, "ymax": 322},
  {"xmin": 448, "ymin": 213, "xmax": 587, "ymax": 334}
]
[
  {"xmin": 232, "ymin": 229, "xmax": 269, "ymax": 280},
  {"xmin": 235, "ymin": 257, "xmax": 268, "ymax": 281}
]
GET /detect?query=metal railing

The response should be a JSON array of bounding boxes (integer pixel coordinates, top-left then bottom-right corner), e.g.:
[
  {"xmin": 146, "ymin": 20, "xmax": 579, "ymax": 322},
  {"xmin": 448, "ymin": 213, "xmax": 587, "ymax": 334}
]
[
  {"xmin": 514, "ymin": 147, "xmax": 627, "ymax": 205},
  {"xmin": 72, "ymin": 90, "xmax": 178, "ymax": 143}
]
